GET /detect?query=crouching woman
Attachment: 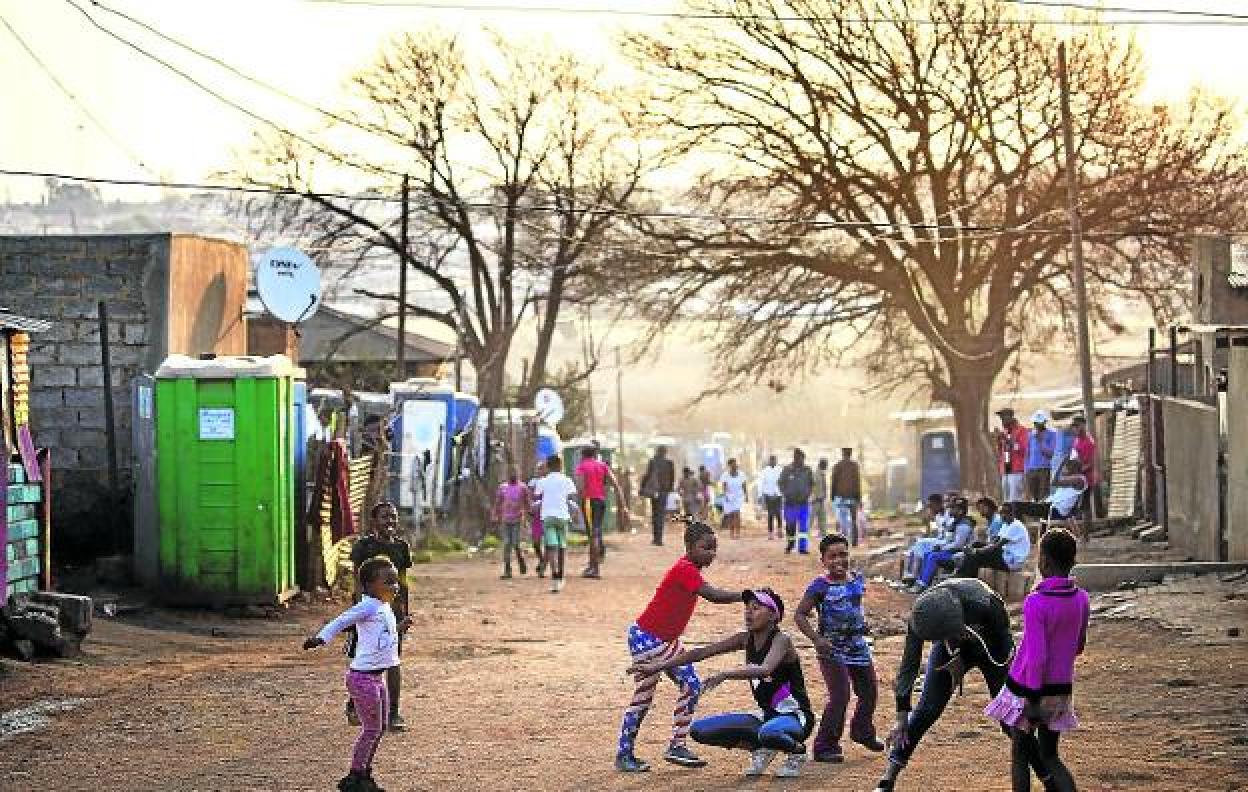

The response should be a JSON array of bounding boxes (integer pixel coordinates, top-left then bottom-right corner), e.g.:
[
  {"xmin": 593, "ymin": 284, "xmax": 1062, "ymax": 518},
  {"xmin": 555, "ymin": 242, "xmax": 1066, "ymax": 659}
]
[{"xmin": 628, "ymin": 588, "xmax": 815, "ymax": 778}]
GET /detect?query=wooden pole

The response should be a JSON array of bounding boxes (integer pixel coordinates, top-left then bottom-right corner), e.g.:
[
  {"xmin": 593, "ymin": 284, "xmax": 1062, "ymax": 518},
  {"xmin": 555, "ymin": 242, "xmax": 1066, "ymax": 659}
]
[
  {"xmin": 397, "ymin": 174, "xmax": 410, "ymax": 381},
  {"xmin": 98, "ymin": 301, "xmax": 123, "ymax": 553},
  {"xmin": 1058, "ymin": 42, "xmax": 1100, "ymax": 519}
]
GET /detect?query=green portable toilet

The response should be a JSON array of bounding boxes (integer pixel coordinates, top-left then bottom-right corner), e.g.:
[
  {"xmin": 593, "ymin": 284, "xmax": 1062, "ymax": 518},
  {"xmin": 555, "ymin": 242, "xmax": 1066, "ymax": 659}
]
[{"xmin": 155, "ymin": 355, "xmax": 300, "ymax": 606}]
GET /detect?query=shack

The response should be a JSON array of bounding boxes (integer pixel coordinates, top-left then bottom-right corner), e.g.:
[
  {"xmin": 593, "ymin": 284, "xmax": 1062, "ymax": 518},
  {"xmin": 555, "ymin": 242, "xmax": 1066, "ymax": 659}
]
[{"xmin": 0, "ymin": 310, "xmax": 52, "ymax": 599}]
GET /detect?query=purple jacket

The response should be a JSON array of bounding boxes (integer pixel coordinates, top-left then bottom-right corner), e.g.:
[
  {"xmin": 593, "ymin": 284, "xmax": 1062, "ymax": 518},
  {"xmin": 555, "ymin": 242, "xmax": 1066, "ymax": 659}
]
[{"xmin": 1005, "ymin": 577, "xmax": 1090, "ymax": 701}]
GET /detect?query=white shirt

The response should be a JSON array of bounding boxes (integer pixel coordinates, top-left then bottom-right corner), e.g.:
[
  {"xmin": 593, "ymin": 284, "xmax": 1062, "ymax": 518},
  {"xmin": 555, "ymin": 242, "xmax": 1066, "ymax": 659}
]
[
  {"xmin": 318, "ymin": 596, "xmax": 400, "ymax": 672},
  {"xmin": 534, "ymin": 472, "xmax": 578, "ymax": 520},
  {"xmin": 1048, "ymin": 474, "xmax": 1087, "ymax": 517},
  {"xmin": 759, "ymin": 465, "xmax": 783, "ymax": 497},
  {"xmin": 998, "ymin": 518, "xmax": 1032, "ymax": 570},
  {"xmin": 720, "ymin": 471, "xmax": 748, "ymax": 500},
  {"xmin": 720, "ymin": 471, "xmax": 748, "ymax": 511}
]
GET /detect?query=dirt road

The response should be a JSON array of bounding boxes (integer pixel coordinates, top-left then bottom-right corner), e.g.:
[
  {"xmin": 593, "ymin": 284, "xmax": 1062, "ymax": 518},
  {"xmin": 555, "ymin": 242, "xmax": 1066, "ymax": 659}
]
[{"xmin": 2, "ymin": 528, "xmax": 1246, "ymax": 791}]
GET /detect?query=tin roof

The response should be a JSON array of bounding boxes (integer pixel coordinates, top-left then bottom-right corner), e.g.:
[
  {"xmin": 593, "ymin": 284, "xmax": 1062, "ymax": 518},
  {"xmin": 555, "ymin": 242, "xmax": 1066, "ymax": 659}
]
[{"xmin": 0, "ymin": 309, "xmax": 51, "ymax": 333}]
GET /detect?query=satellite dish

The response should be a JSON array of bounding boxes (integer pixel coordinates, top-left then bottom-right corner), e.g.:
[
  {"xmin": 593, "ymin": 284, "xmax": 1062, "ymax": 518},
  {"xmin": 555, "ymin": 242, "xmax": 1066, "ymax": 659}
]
[
  {"xmin": 255, "ymin": 246, "xmax": 321, "ymax": 323},
  {"xmin": 534, "ymin": 388, "xmax": 564, "ymax": 425}
]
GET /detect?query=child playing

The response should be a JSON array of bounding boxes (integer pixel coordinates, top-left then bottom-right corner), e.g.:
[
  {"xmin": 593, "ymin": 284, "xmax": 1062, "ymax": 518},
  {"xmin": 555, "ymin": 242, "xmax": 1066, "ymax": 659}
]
[
  {"xmin": 630, "ymin": 588, "xmax": 814, "ymax": 779},
  {"xmin": 615, "ymin": 518, "xmax": 744, "ymax": 773},
  {"xmin": 304, "ymin": 556, "xmax": 412, "ymax": 792},
  {"xmin": 528, "ymin": 461, "xmax": 547, "ymax": 577},
  {"xmin": 347, "ymin": 501, "xmax": 412, "ymax": 731},
  {"xmin": 956, "ymin": 501, "xmax": 1032, "ymax": 579},
  {"xmin": 794, "ymin": 533, "xmax": 883, "ymax": 764},
  {"xmin": 532, "ymin": 454, "xmax": 579, "ymax": 593},
  {"xmin": 910, "ymin": 495, "xmax": 975, "ymax": 592},
  {"xmin": 984, "ymin": 529, "xmax": 1089, "ymax": 792},
  {"xmin": 492, "ymin": 466, "xmax": 531, "ymax": 580}
]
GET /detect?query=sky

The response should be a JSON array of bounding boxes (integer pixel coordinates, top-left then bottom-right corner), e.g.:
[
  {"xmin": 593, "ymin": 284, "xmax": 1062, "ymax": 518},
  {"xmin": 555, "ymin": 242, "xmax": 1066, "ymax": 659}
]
[{"xmin": 4, "ymin": 0, "xmax": 1248, "ymax": 203}]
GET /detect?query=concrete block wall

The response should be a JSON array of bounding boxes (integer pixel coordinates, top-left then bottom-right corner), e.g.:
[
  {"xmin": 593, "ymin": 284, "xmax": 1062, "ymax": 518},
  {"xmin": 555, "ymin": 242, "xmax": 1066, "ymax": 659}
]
[
  {"xmin": 1, "ymin": 233, "xmax": 247, "ymax": 554},
  {"xmin": 0, "ymin": 234, "xmax": 172, "ymax": 532}
]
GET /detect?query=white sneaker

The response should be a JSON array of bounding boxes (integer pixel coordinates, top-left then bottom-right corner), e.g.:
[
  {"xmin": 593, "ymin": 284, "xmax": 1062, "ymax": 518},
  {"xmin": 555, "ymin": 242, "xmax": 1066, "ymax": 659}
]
[
  {"xmin": 551, "ymin": 578, "xmax": 565, "ymax": 593},
  {"xmin": 744, "ymin": 749, "xmax": 776, "ymax": 777},
  {"xmin": 774, "ymin": 753, "xmax": 806, "ymax": 778}
]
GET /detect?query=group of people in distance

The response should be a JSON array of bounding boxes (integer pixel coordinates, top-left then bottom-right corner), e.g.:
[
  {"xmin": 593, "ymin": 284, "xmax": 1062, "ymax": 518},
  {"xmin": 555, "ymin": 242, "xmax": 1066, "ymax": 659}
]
[
  {"xmin": 752, "ymin": 446, "xmax": 867, "ymax": 554},
  {"xmin": 615, "ymin": 515, "xmax": 1090, "ymax": 792},
  {"xmin": 897, "ymin": 407, "xmax": 1101, "ymax": 594},
  {"xmin": 489, "ymin": 445, "xmax": 632, "ymax": 590}
]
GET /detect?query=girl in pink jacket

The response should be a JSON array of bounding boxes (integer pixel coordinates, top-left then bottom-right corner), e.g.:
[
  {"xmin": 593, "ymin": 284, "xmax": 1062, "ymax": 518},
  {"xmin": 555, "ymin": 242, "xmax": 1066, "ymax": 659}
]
[{"xmin": 985, "ymin": 528, "xmax": 1089, "ymax": 792}]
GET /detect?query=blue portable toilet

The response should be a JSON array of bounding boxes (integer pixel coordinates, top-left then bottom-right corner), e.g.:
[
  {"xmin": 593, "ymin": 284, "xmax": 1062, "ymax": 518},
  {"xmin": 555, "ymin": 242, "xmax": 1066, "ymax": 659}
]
[
  {"xmin": 293, "ymin": 380, "xmax": 308, "ymax": 526},
  {"xmin": 452, "ymin": 392, "xmax": 479, "ymax": 436},
  {"xmin": 699, "ymin": 443, "xmax": 726, "ymax": 480},
  {"xmin": 537, "ymin": 426, "xmax": 563, "ymax": 466},
  {"xmin": 919, "ymin": 430, "xmax": 960, "ymax": 499},
  {"xmin": 391, "ymin": 380, "xmax": 456, "ymax": 512}
]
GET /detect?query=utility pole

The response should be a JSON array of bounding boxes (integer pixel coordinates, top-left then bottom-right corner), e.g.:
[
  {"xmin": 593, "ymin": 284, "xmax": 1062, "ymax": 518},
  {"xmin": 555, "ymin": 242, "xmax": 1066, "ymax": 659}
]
[
  {"xmin": 615, "ymin": 346, "xmax": 625, "ymax": 456},
  {"xmin": 1058, "ymin": 42, "xmax": 1100, "ymax": 518},
  {"xmin": 397, "ymin": 174, "xmax": 409, "ymax": 381}
]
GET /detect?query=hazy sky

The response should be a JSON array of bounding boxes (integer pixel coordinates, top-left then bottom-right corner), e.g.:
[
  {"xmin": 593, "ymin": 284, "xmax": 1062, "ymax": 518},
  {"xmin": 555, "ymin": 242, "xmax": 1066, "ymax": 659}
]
[{"xmin": 3, "ymin": 0, "xmax": 1248, "ymax": 203}]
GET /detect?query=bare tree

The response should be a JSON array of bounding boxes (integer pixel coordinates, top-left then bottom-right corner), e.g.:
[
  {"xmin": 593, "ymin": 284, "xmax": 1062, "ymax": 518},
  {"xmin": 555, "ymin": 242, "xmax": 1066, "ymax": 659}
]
[
  {"xmin": 236, "ymin": 30, "xmax": 664, "ymax": 405},
  {"xmin": 627, "ymin": 0, "xmax": 1248, "ymax": 492}
]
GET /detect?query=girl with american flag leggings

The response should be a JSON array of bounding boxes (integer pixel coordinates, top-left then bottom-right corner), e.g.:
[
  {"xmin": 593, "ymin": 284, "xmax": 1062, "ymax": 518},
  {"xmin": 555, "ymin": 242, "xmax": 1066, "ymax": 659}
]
[{"xmin": 615, "ymin": 518, "xmax": 743, "ymax": 773}]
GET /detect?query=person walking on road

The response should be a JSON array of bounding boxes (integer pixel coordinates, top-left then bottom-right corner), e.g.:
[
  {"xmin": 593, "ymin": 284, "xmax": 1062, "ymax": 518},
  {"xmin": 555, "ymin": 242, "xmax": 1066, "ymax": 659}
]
[
  {"xmin": 830, "ymin": 448, "xmax": 863, "ymax": 546},
  {"xmin": 575, "ymin": 445, "xmax": 631, "ymax": 580},
  {"xmin": 811, "ymin": 459, "xmax": 830, "ymax": 539},
  {"xmin": 759, "ymin": 455, "xmax": 784, "ymax": 540},
  {"xmin": 779, "ymin": 448, "xmax": 815, "ymax": 555},
  {"xmin": 719, "ymin": 458, "xmax": 749, "ymax": 539},
  {"xmin": 640, "ymin": 446, "xmax": 676, "ymax": 546}
]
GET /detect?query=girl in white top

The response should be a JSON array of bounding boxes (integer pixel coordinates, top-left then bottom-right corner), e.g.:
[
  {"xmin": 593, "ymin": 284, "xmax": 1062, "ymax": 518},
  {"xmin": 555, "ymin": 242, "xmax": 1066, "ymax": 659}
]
[
  {"xmin": 304, "ymin": 557, "xmax": 411, "ymax": 792},
  {"xmin": 719, "ymin": 458, "xmax": 749, "ymax": 539}
]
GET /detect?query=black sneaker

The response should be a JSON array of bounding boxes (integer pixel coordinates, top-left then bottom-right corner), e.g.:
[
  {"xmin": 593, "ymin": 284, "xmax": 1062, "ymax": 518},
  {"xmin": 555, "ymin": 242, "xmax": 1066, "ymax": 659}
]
[
  {"xmin": 615, "ymin": 754, "xmax": 651, "ymax": 773},
  {"xmin": 854, "ymin": 735, "xmax": 887, "ymax": 753},
  {"xmin": 337, "ymin": 772, "xmax": 369, "ymax": 791},
  {"xmin": 387, "ymin": 713, "xmax": 407, "ymax": 732},
  {"xmin": 664, "ymin": 744, "xmax": 707, "ymax": 767},
  {"xmin": 813, "ymin": 749, "xmax": 844, "ymax": 763}
]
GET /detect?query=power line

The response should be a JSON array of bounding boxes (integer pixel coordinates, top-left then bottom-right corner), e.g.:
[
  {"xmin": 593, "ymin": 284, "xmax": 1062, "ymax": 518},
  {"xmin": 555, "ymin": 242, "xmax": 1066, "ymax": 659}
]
[
  {"xmin": 60, "ymin": 0, "xmax": 401, "ymax": 178},
  {"xmin": 82, "ymin": 0, "xmax": 392, "ymax": 141},
  {"xmin": 0, "ymin": 11, "xmax": 152, "ymax": 173},
  {"xmin": 300, "ymin": 0, "xmax": 1248, "ymax": 25},
  {"xmin": 0, "ymin": 166, "xmax": 1192, "ymax": 238},
  {"xmin": 1002, "ymin": 0, "xmax": 1248, "ymax": 22}
]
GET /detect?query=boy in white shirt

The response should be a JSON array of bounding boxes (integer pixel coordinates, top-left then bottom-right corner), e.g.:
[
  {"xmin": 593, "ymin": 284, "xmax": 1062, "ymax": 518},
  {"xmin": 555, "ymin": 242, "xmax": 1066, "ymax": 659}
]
[
  {"xmin": 532, "ymin": 454, "xmax": 579, "ymax": 593},
  {"xmin": 954, "ymin": 502, "xmax": 1032, "ymax": 578},
  {"xmin": 718, "ymin": 457, "xmax": 749, "ymax": 539}
]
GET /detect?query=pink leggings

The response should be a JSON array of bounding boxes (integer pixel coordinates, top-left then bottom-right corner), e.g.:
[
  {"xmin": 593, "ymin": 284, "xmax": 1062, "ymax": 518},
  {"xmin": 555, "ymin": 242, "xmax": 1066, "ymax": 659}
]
[{"xmin": 346, "ymin": 669, "xmax": 390, "ymax": 773}]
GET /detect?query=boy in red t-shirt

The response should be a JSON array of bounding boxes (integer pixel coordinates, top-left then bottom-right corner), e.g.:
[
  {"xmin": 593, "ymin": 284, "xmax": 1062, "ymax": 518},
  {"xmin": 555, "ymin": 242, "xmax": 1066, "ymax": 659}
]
[{"xmin": 616, "ymin": 519, "xmax": 743, "ymax": 773}]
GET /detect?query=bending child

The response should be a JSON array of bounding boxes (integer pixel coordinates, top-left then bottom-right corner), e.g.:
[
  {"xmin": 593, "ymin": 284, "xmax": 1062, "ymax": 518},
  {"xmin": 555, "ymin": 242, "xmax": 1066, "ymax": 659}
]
[
  {"xmin": 794, "ymin": 533, "xmax": 884, "ymax": 764},
  {"xmin": 630, "ymin": 588, "xmax": 814, "ymax": 779},
  {"xmin": 615, "ymin": 518, "xmax": 744, "ymax": 773},
  {"xmin": 985, "ymin": 528, "xmax": 1089, "ymax": 792},
  {"xmin": 304, "ymin": 557, "xmax": 412, "ymax": 792}
]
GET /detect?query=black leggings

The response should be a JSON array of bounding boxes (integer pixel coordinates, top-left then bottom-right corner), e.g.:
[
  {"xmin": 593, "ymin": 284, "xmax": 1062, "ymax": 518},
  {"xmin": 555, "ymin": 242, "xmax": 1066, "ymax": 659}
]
[
  {"xmin": 765, "ymin": 496, "xmax": 783, "ymax": 535},
  {"xmin": 649, "ymin": 496, "xmax": 666, "ymax": 543},
  {"xmin": 890, "ymin": 639, "xmax": 1009, "ymax": 768},
  {"xmin": 1012, "ymin": 726, "xmax": 1076, "ymax": 792}
]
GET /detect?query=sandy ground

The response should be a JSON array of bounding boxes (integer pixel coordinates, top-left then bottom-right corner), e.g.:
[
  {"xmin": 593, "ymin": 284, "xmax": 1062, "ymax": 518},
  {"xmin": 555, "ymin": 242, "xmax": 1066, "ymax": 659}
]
[{"xmin": 1, "ymin": 522, "xmax": 1247, "ymax": 792}]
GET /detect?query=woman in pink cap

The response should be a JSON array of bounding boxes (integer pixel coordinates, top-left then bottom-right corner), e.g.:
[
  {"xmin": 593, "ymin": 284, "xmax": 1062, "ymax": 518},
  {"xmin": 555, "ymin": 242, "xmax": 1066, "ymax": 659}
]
[{"xmin": 629, "ymin": 587, "xmax": 815, "ymax": 779}]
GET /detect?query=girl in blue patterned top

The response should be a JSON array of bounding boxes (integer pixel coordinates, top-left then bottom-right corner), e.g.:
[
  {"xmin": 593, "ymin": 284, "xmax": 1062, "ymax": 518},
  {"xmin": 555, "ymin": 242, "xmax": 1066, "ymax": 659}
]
[{"xmin": 795, "ymin": 533, "xmax": 884, "ymax": 763}]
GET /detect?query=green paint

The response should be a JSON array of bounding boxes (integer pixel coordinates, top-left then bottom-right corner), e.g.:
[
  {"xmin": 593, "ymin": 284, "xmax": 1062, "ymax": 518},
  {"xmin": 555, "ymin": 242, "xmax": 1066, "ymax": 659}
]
[{"xmin": 156, "ymin": 372, "xmax": 296, "ymax": 605}]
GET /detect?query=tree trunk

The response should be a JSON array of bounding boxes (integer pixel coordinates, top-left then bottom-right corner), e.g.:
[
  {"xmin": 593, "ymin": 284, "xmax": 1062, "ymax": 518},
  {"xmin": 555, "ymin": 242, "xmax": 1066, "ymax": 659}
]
[{"xmin": 943, "ymin": 361, "xmax": 1001, "ymax": 498}]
